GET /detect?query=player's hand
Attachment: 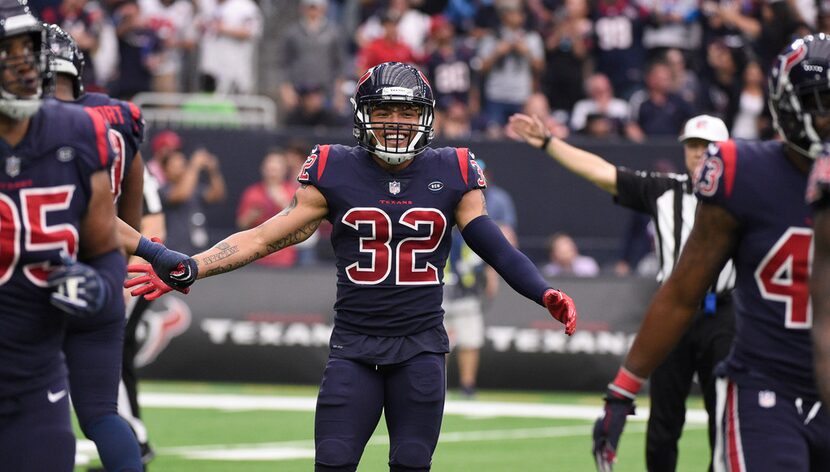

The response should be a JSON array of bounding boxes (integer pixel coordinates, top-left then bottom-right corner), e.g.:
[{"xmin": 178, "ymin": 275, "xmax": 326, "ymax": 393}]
[
  {"xmin": 592, "ymin": 396, "xmax": 635, "ymax": 472},
  {"xmin": 507, "ymin": 113, "xmax": 549, "ymax": 149},
  {"xmin": 47, "ymin": 255, "xmax": 108, "ymax": 318},
  {"xmin": 543, "ymin": 288, "xmax": 577, "ymax": 335},
  {"xmin": 124, "ymin": 263, "xmax": 190, "ymax": 300},
  {"xmin": 134, "ymin": 236, "xmax": 198, "ymax": 290}
]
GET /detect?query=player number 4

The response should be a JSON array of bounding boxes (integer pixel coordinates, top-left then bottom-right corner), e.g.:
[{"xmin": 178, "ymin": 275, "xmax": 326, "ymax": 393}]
[{"xmin": 754, "ymin": 227, "xmax": 813, "ymax": 329}]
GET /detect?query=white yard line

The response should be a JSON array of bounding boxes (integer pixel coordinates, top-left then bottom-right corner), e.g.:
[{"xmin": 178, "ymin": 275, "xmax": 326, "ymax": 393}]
[
  {"xmin": 158, "ymin": 424, "xmax": 664, "ymax": 462},
  {"xmin": 138, "ymin": 392, "xmax": 708, "ymax": 424},
  {"xmin": 78, "ymin": 392, "xmax": 708, "ymax": 463}
]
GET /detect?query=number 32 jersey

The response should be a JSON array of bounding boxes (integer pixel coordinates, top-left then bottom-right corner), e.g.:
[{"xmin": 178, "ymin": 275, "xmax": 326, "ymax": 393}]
[
  {"xmin": 695, "ymin": 140, "xmax": 814, "ymax": 398},
  {"xmin": 298, "ymin": 145, "xmax": 485, "ymax": 344},
  {"xmin": 0, "ymin": 99, "xmax": 114, "ymax": 396}
]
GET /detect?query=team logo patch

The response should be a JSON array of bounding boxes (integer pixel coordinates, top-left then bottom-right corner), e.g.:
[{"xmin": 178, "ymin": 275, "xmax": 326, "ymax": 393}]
[
  {"xmin": 389, "ymin": 180, "xmax": 401, "ymax": 195},
  {"xmin": 5, "ymin": 155, "xmax": 20, "ymax": 177},
  {"xmin": 694, "ymin": 156, "xmax": 723, "ymax": 197},
  {"xmin": 758, "ymin": 390, "xmax": 776, "ymax": 408},
  {"xmin": 57, "ymin": 147, "xmax": 75, "ymax": 162},
  {"xmin": 428, "ymin": 181, "xmax": 444, "ymax": 192}
]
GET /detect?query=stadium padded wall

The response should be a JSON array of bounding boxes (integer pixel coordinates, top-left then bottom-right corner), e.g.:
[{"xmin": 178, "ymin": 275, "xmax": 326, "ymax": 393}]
[
  {"xmin": 150, "ymin": 128, "xmax": 683, "ymax": 263},
  {"xmin": 136, "ymin": 266, "xmax": 658, "ymax": 391}
]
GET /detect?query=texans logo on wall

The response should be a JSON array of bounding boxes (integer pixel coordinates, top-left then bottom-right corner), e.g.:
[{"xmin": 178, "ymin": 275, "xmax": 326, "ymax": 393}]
[{"xmin": 135, "ymin": 296, "xmax": 192, "ymax": 368}]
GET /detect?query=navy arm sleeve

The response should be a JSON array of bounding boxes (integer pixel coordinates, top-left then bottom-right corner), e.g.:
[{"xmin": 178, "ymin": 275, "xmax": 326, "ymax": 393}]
[{"xmin": 461, "ymin": 215, "xmax": 551, "ymax": 306}]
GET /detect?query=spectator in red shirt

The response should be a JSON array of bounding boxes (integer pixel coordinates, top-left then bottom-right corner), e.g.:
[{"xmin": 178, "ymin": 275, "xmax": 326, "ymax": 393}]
[
  {"xmin": 356, "ymin": 10, "xmax": 417, "ymax": 75},
  {"xmin": 236, "ymin": 149, "xmax": 298, "ymax": 267}
]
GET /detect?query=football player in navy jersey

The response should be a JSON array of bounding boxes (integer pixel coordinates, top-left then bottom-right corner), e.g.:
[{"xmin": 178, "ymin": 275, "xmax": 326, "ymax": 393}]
[
  {"xmin": 125, "ymin": 61, "xmax": 577, "ymax": 471},
  {"xmin": 44, "ymin": 24, "xmax": 145, "ymax": 471},
  {"xmin": 0, "ymin": 2, "xmax": 127, "ymax": 471},
  {"xmin": 808, "ymin": 154, "xmax": 830, "ymax": 406},
  {"xmin": 592, "ymin": 35, "xmax": 830, "ymax": 471}
]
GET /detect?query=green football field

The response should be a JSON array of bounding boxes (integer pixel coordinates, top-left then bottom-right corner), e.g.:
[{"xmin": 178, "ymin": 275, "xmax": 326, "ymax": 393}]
[{"xmin": 73, "ymin": 381, "xmax": 710, "ymax": 471}]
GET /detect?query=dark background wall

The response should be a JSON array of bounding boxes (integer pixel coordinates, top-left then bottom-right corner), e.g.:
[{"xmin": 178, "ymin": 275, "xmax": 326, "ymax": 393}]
[
  {"xmin": 137, "ymin": 266, "xmax": 659, "ymax": 391},
  {"xmin": 153, "ymin": 129, "xmax": 683, "ymax": 264}
]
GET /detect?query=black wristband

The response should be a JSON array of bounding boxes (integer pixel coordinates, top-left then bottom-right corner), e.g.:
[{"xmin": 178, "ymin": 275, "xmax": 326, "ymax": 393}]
[{"xmin": 540, "ymin": 135, "xmax": 552, "ymax": 151}]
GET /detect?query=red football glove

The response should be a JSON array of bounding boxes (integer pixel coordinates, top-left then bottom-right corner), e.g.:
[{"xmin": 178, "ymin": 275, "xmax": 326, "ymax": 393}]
[
  {"xmin": 124, "ymin": 263, "xmax": 190, "ymax": 301},
  {"xmin": 543, "ymin": 288, "xmax": 577, "ymax": 335}
]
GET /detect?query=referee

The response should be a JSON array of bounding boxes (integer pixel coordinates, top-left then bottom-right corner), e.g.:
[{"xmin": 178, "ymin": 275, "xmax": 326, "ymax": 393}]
[{"xmin": 509, "ymin": 113, "xmax": 735, "ymax": 472}]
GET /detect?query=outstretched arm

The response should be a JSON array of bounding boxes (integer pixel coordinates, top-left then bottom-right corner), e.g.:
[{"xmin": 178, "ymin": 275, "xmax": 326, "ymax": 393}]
[
  {"xmin": 508, "ymin": 113, "xmax": 618, "ymax": 195},
  {"xmin": 811, "ymin": 208, "xmax": 830, "ymax": 405},
  {"xmin": 126, "ymin": 184, "xmax": 327, "ymax": 298},
  {"xmin": 456, "ymin": 189, "xmax": 576, "ymax": 335},
  {"xmin": 193, "ymin": 184, "xmax": 326, "ymax": 278}
]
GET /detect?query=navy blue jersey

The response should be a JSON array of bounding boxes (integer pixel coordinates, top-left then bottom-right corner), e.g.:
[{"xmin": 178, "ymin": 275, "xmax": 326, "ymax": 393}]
[
  {"xmin": 73, "ymin": 92, "xmax": 145, "ymax": 202},
  {"xmin": 0, "ymin": 99, "xmax": 114, "ymax": 397},
  {"xmin": 694, "ymin": 140, "xmax": 815, "ymax": 398},
  {"xmin": 298, "ymin": 145, "xmax": 486, "ymax": 338}
]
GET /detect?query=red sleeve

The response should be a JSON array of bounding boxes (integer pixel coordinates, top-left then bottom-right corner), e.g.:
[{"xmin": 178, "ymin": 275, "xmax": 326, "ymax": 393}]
[{"xmin": 83, "ymin": 106, "xmax": 112, "ymax": 167}]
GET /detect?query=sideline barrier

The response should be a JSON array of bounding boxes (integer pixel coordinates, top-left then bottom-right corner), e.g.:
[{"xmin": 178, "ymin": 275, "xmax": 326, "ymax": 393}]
[{"xmin": 136, "ymin": 266, "xmax": 658, "ymax": 391}]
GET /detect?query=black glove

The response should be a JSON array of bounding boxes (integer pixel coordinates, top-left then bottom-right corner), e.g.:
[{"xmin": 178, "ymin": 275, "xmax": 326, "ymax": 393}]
[
  {"xmin": 592, "ymin": 395, "xmax": 635, "ymax": 471},
  {"xmin": 134, "ymin": 236, "xmax": 198, "ymax": 289},
  {"xmin": 47, "ymin": 256, "xmax": 108, "ymax": 318},
  {"xmin": 592, "ymin": 367, "xmax": 642, "ymax": 471}
]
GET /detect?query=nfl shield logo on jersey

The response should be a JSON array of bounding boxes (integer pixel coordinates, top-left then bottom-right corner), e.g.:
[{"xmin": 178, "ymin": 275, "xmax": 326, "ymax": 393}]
[
  {"xmin": 5, "ymin": 156, "xmax": 20, "ymax": 177},
  {"xmin": 389, "ymin": 180, "xmax": 401, "ymax": 195},
  {"xmin": 758, "ymin": 390, "xmax": 776, "ymax": 408}
]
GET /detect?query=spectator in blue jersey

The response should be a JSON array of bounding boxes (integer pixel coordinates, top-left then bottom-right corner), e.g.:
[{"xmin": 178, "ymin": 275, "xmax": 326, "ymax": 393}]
[
  {"xmin": 424, "ymin": 14, "xmax": 479, "ymax": 125},
  {"xmin": 125, "ymin": 61, "xmax": 577, "ymax": 472},
  {"xmin": 629, "ymin": 60, "xmax": 695, "ymax": 138},
  {"xmin": 591, "ymin": 0, "xmax": 649, "ymax": 98}
]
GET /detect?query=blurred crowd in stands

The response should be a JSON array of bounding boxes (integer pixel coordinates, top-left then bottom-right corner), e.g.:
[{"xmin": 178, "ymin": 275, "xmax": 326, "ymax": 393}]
[{"xmin": 28, "ymin": 0, "xmax": 823, "ymax": 141}]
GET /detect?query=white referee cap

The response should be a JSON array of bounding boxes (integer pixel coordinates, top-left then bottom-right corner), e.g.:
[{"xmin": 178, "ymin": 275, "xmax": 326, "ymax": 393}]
[{"xmin": 678, "ymin": 115, "xmax": 729, "ymax": 143}]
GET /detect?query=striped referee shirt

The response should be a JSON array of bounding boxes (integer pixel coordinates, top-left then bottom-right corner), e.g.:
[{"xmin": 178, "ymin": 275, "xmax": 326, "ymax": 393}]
[
  {"xmin": 142, "ymin": 165, "xmax": 164, "ymax": 216},
  {"xmin": 615, "ymin": 167, "xmax": 735, "ymax": 293}
]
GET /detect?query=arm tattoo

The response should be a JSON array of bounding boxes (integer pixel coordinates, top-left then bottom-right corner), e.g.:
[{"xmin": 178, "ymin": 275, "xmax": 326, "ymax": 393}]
[
  {"xmin": 204, "ymin": 252, "xmax": 262, "ymax": 277},
  {"xmin": 266, "ymin": 220, "xmax": 321, "ymax": 254},
  {"xmin": 201, "ymin": 242, "xmax": 240, "ymax": 265},
  {"xmin": 278, "ymin": 185, "xmax": 308, "ymax": 217}
]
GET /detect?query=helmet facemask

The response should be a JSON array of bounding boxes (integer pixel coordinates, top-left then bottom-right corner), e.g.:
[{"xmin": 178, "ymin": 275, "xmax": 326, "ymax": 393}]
[
  {"xmin": 353, "ymin": 94, "xmax": 434, "ymax": 165},
  {"xmin": 0, "ymin": 29, "xmax": 47, "ymax": 120}
]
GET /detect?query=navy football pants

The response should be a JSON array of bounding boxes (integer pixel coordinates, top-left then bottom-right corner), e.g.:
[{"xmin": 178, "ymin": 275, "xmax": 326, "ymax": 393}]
[
  {"xmin": 0, "ymin": 377, "xmax": 75, "ymax": 471},
  {"xmin": 315, "ymin": 352, "xmax": 446, "ymax": 472},
  {"xmin": 65, "ymin": 313, "xmax": 125, "ymax": 432},
  {"xmin": 714, "ymin": 377, "xmax": 830, "ymax": 471}
]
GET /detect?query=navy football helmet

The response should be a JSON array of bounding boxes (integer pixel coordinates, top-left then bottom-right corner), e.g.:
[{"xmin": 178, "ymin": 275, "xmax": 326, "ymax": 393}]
[
  {"xmin": 44, "ymin": 23, "xmax": 84, "ymax": 98},
  {"xmin": 769, "ymin": 33, "xmax": 830, "ymax": 159},
  {"xmin": 0, "ymin": 0, "xmax": 47, "ymax": 119},
  {"xmin": 352, "ymin": 62, "xmax": 435, "ymax": 165}
]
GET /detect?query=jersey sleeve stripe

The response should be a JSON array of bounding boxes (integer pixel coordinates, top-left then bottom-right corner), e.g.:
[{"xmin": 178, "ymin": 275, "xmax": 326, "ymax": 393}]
[
  {"xmin": 317, "ymin": 145, "xmax": 330, "ymax": 181},
  {"xmin": 83, "ymin": 107, "xmax": 110, "ymax": 167},
  {"xmin": 720, "ymin": 140, "xmax": 737, "ymax": 198},
  {"xmin": 456, "ymin": 148, "xmax": 469, "ymax": 186},
  {"xmin": 127, "ymin": 101, "xmax": 141, "ymax": 121}
]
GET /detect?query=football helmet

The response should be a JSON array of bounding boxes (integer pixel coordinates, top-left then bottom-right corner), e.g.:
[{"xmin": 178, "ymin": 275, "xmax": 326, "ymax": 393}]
[
  {"xmin": 352, "ymin": 62, "xmax": 435, "ymax": 165},
  {"xmin": 44, "ymin": 23, "xmax": 84, "ymax": 97},
  {"xmin": 0, "ymin": 0, "xmax": 47, "ymax": 120},
  {"xmin": 769, "ymin": 33, "xmax": 830, "ymax": 159}
]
